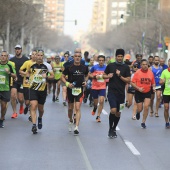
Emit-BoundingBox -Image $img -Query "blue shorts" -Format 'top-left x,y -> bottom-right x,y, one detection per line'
91,89 -> 106,99
107,91 -> 125,111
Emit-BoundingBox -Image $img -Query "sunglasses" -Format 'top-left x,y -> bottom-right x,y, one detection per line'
133,66 -> 138,68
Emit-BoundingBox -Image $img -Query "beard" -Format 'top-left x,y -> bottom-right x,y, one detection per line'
155,63 -> 159,66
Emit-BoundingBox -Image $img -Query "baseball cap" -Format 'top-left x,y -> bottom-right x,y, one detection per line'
15,45 -> 22,49
124,54 -> 131,60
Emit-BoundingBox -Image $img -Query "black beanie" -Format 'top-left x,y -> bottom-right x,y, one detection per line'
115,49 -> 125,56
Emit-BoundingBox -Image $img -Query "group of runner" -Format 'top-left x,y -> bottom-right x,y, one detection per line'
1,45 -> 170,137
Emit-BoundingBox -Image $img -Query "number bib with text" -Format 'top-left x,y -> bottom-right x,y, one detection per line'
0,75 -> 5,84
72,88 -> 82,96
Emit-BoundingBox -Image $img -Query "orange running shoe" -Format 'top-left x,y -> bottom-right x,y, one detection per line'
96,116 -> 101,123
11,113 -> 18,119
91,111 -> 95,116
19,106 -> 24,114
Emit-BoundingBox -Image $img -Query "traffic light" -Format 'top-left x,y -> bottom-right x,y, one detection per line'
120,14 -> 124,18
75,20 -> 77,25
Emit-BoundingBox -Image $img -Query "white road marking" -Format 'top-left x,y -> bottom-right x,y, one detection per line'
124,140 -> 141,155
76,137 -> 93,170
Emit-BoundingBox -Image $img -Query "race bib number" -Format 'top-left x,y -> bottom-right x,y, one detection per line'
55,68 -> 60,74
72,88 -> 82,96
97,78 -> 104,82
0,75 -> 5,84
155,85 -> 161,90
33,75 -> 44,83
119,103 -> 125,112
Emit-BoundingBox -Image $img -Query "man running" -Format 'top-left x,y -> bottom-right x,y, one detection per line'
89,55 -> 106,122
150,56 -> 162,117
0,51 -> 16,127
159,59 -> 170,128
26,50 -> 54,134
10,45 -> 28,118
131,59 -> 155,128
61,48 -> 88,135
103,49 -> 131,138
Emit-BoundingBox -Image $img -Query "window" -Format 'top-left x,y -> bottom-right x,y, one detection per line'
112,2 -> 117,7
111,11 -> 117,16
111,19 -> 117,25
119,2 -> 127,8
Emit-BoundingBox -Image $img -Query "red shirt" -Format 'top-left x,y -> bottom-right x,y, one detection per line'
132,69 -> 155,93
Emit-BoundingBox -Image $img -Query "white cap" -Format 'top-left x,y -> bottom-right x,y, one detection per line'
15,44 -> 22,49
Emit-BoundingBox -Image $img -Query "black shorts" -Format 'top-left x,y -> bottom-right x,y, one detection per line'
163,95 -> 170,103
29,89 -> 47,105
53,79 -> 60,84
11,83 -> 23,93
127,87 -> 135,94
67,88 -> 83,103
107,91 -> 125,112
0,91 -> 10,102
135,91 -> 151,103
46,79 -> 53,84
23,87 -> 29,100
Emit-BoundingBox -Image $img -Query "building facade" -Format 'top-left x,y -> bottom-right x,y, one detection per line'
44,0 -> 65,33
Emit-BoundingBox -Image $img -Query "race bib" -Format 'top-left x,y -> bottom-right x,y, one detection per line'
72,88 -> 82,96
155,85 -> 161,90
97,78 -> 104,82
119,103 -> 125,112
0,75 -> 5,84
33,75 -> 44,83
55,68 -> 60,74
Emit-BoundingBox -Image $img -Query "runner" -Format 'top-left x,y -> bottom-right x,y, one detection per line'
51,55 -> 63,102
89,55 -> 106,122
150,56 -> 162,117
19,50 -> 37,116
0,51 -> 16,128
159,59 -> 170,128
103,49 -> 131,138
26,50 -> 54,134
10,45 -> 29,118
131,59 -> 155,128
61,48 -> 88,135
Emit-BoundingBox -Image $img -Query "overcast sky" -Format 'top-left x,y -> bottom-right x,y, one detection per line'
64,0 -> 94,37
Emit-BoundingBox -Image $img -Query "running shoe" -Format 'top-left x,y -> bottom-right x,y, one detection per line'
55,97 -> 59,102
136,112 -> 140,120
74,127 -> 79,135
83,98 -> 87,103
52,96 -> 55,102
38,117 -> 42,129
19,106 -> 24,114
96,116 -> 101,123
32,125 -> 37,134
141,123 -> 146,129
24,106 -> 29,115
68,122 -> 73,132
165,122 -> 170,129
108,129 -> 113,138
11,113 -> 18,119
28,116 -> 32,122
89,101 -> 93,107
0,120 -> 4,128
63,101 -> 67,106
113,130 -> 117,138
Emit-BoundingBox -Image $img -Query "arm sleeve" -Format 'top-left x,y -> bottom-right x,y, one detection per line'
90,66 -> 94,73
20,61 -> 27,71
125,66 -> 131,77
63,67 -> 69,76
104,65 -> 110,74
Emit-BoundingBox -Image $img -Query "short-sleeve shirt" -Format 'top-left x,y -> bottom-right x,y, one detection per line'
90,64 -> 106,90
10,56 -> 29,84
160,69 -> 170,95
63,64 -> 88,88
132,69 -> 155,93
28,62 -> 53,91
104,62 -> 130,95
20,60 -> 35,87
0,62 -> 16,91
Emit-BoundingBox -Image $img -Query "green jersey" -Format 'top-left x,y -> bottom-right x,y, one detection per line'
160,69 -> 170,95
0,62 -> 16,91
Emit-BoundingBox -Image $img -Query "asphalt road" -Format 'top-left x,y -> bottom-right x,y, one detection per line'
0,93 -> 169,170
